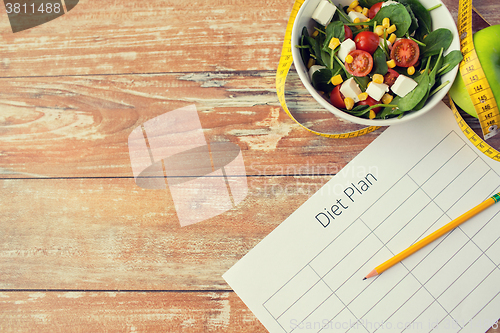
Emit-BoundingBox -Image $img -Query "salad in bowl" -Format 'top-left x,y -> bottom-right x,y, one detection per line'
291,0 -> 461,126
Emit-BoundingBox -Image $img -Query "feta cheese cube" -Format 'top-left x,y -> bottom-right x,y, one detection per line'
366,82 -> 389,101
308,65 -> 326,81
340,77 -> 362,103
348,11 -> 368,22
382,0 -> 399,7
391,74 -> 418,97
312,0 -> 337,26
338,39 -> 356,63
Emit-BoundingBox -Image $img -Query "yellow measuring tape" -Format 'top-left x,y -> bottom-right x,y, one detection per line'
450,98 -> 500,161
457,0 -> 500,141
275,0 -> 380,138
452,0 -> 500,161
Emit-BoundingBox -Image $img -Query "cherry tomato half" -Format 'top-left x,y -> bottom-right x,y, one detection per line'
330,85 -> 346,109
358,96 -> 382,113
344,25 -> 353,40
368,2 -> 383,19
390,39 -> 420,67
383,68 -> 400,87
354,31 -> 380,55
345,50 -> 373,77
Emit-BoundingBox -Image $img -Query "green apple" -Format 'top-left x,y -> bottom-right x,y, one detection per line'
449,24 -> 500,118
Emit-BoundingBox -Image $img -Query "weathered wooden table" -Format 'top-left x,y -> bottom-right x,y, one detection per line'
1,0 -> 499,331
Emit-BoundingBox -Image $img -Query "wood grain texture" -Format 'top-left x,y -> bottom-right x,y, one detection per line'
0,71 -> 381,178
0,175 -> 328,290
1,0 -> 500,331
0,291 -> 267,332
0,0 -> 294,77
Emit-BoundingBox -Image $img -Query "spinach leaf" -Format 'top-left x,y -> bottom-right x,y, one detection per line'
412,88 -> 429,111
428,48 -> 444,89
332,4 -> 351,24
372,3 -> 412,37
371,47 -> 388,75
379,96 -> 402,118
397,71 -> 430,111
403,4 -> 419,36
354,75 -> 370,91
306,35 -> 325,66
299,27 -> 311,66
312,68 -> 335,94
358,0 -> 384,8
348,104 -> 371,117
322,48 -> 332,68
438,50 -> 463,75
322,21 -> 345,54
398,0 -> 432,38
420,28 -> 453,58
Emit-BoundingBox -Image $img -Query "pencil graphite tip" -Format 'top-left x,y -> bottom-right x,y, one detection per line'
363,277 -> 367,280
364,269 -> 378,280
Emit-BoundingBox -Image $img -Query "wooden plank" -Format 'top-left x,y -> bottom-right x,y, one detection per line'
0,0 -> 294,77
0,291 -> 266,332
0,0 -> 496,78
0,71 -> 381,179
0,175 -> 329,289
0,290 -> 498,333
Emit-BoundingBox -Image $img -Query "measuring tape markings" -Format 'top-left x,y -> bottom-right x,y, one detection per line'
457,0 -> 500,140
452,0 -> 500,161
450,97 -> 500,161
276,0 -> 380,139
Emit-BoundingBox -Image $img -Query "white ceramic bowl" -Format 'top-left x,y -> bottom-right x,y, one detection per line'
291,0 -> 460,126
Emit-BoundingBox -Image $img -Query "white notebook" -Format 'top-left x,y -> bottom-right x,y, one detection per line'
224,102 -> 500,333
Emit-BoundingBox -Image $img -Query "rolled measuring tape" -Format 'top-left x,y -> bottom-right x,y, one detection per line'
275,0 -> 380,138
453,0 -> 500,161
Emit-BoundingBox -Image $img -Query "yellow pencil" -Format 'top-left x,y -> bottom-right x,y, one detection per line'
364,192 -> 500,280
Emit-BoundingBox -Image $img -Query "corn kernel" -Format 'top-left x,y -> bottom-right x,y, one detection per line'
374,25 -> 385,36
388,33 -> 397,44
387,59 -> 396,68
353,17 -> 361,24
345,54 -> 354,63
358,92 -> 368,101
362,7 -> 369,16
354,5 -> 363,12
328,37 -> 340,50
346,7 -> 353,13
330,74 -> 343,86
344,97 -> 355,110
307,57 -> 315,69
382,93 -> 393,104
372,74 -> 384,84
369,110 -> 377,119
311,30 -> 319,38
407,66 -> 415,75
348,0 -> 359,8
387,24 -> 397,34
382,18 -> 390,29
